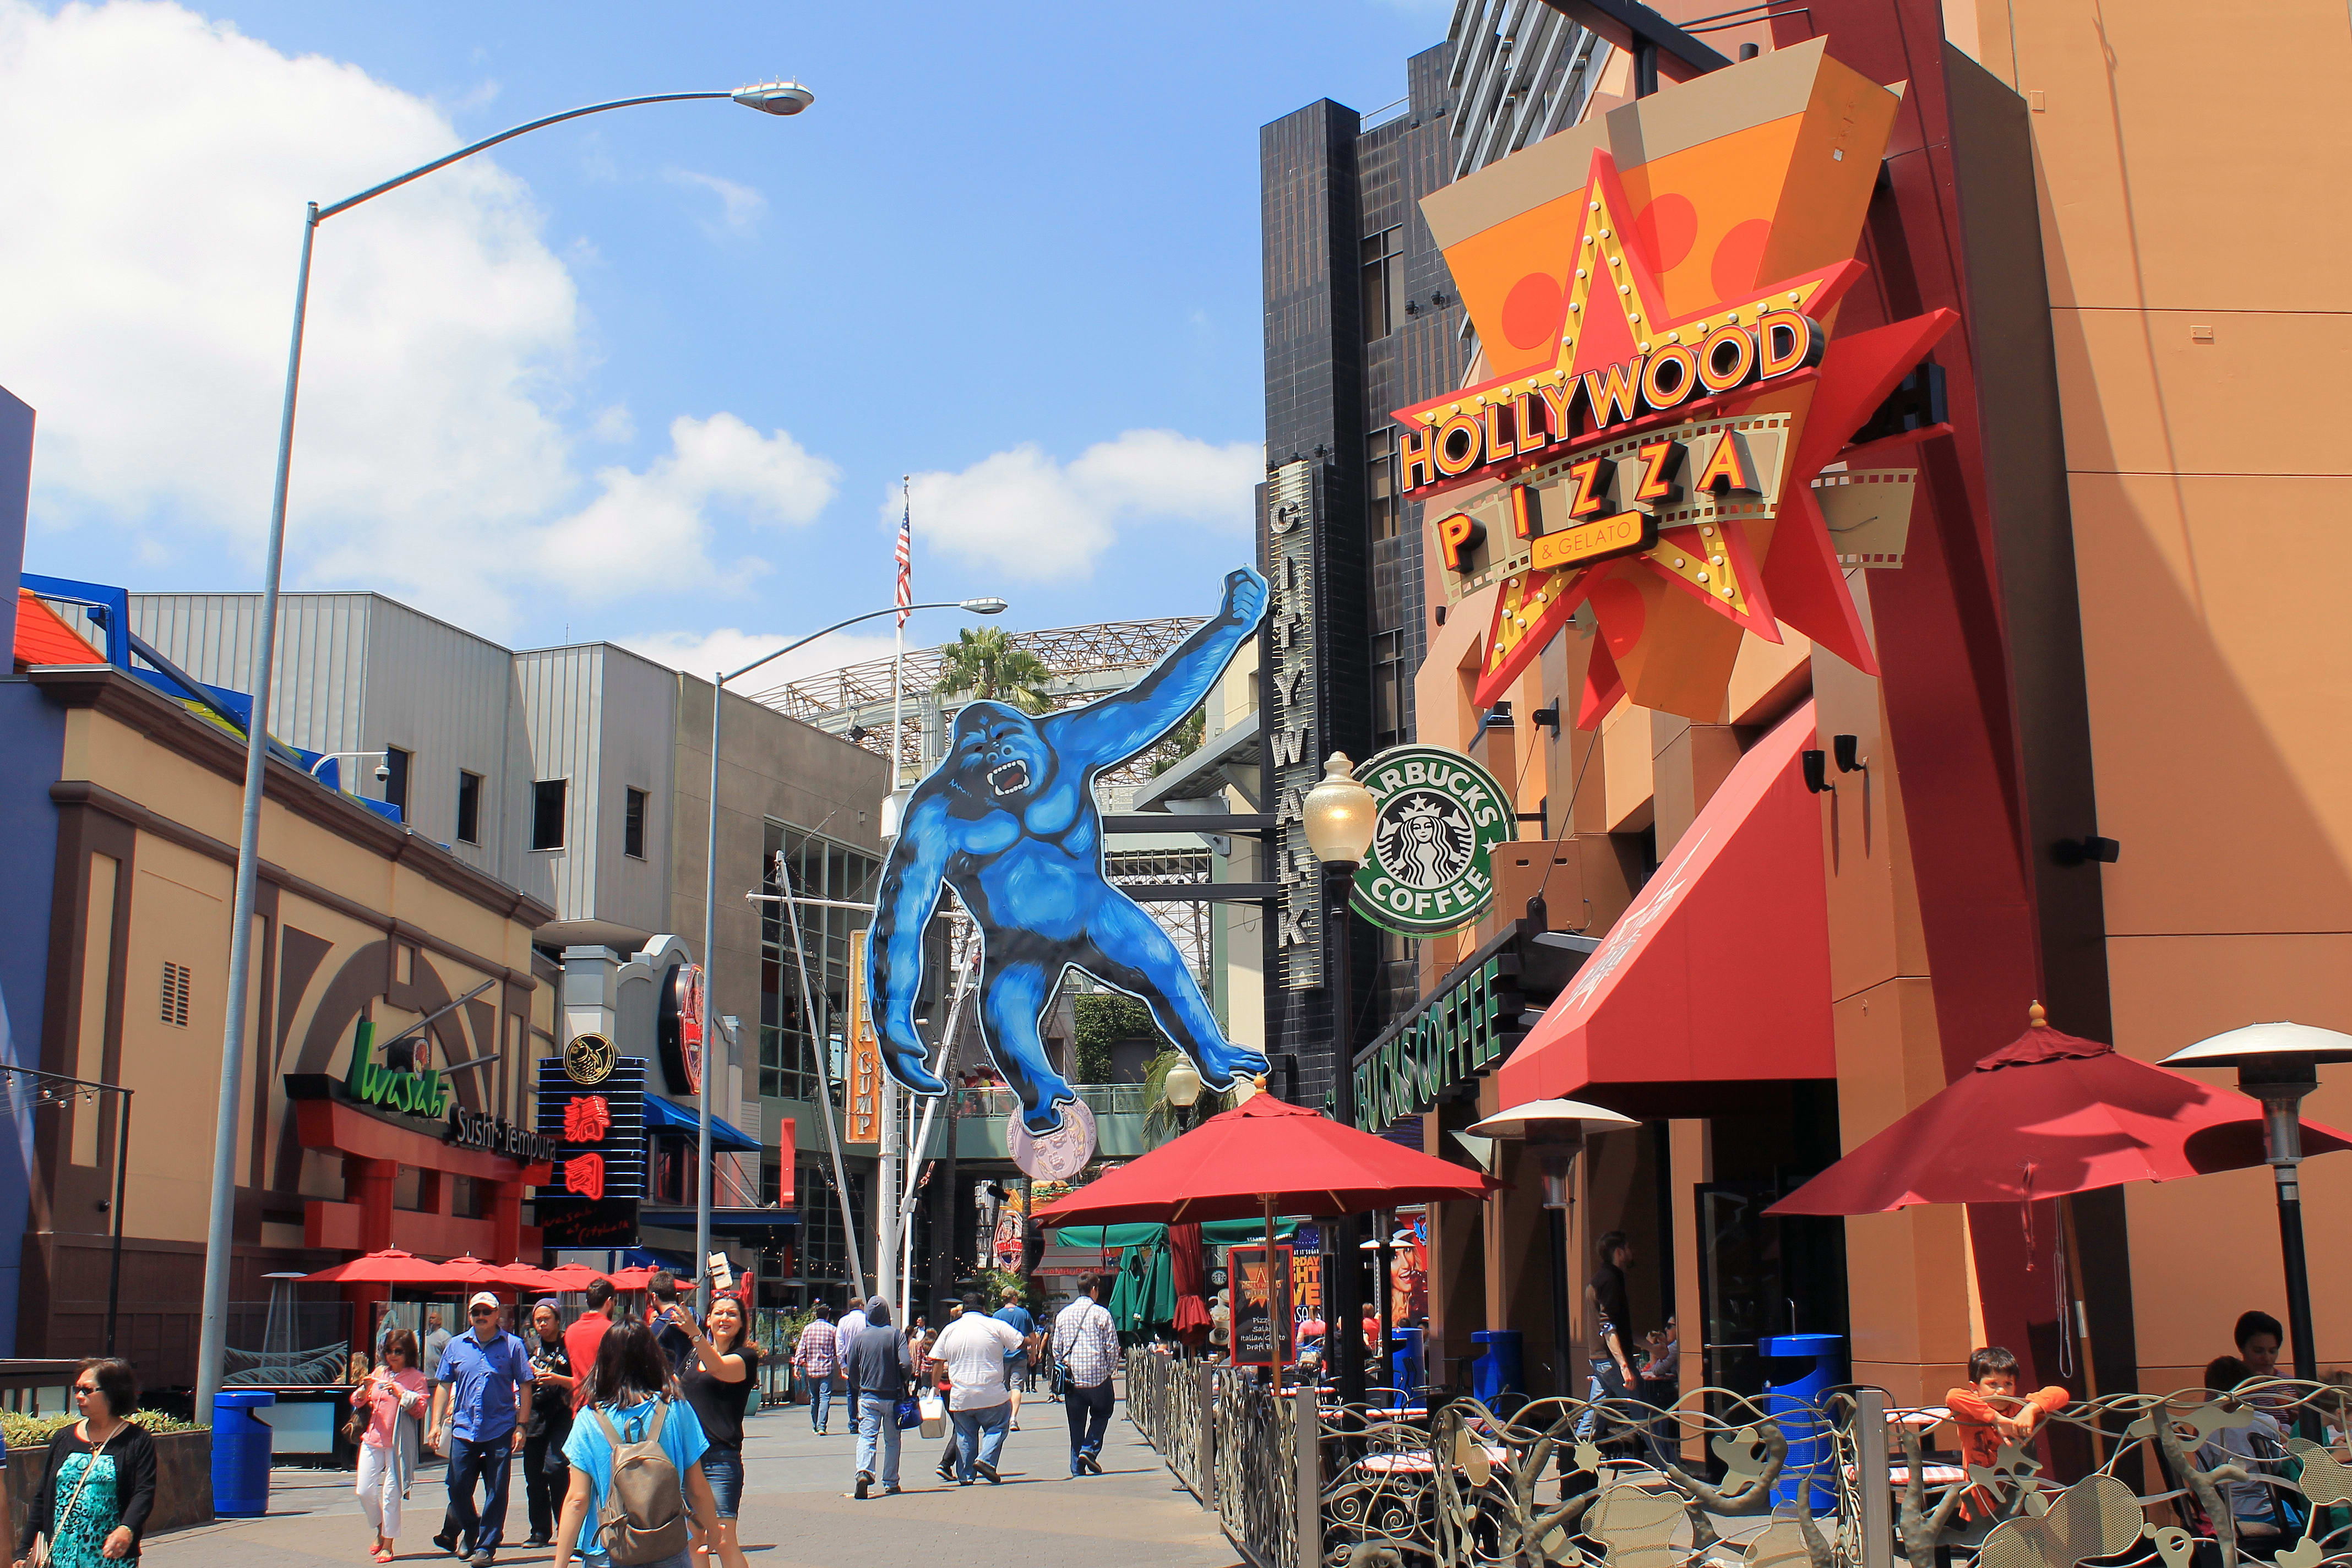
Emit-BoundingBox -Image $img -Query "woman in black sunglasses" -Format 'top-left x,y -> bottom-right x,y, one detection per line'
14,1357 -> 156,1567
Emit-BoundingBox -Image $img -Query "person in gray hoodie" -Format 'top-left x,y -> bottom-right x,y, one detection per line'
843,1297 -> 914,1499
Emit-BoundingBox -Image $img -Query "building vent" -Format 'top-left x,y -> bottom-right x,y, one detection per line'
161,962 -> 191,1028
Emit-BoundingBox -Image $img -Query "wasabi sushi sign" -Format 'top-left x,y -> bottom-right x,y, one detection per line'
343,1017 -> 452,1119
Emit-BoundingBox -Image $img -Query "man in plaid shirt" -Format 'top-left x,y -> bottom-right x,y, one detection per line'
1052,1273 -> 1121,1476
792,1302 -> 842,1434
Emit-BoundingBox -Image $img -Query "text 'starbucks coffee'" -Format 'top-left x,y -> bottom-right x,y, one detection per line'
1348,745 -> 1515,937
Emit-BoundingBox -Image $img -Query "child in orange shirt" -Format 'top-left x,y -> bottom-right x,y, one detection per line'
1946,1346 -> 2069,1518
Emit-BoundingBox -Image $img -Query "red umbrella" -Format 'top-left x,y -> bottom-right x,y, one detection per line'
538,1263 -> 609,1292
1030,1093 -> 1500,1228
301,1248 -> 456,1284
1768,1005 -> 2352,1214
1169,1222 -> 1212,1344
606,1266 -> 656,1290
495,1261 -> 560,1292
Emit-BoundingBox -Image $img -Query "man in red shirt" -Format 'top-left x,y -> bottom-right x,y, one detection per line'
562,1276 -> 617,1412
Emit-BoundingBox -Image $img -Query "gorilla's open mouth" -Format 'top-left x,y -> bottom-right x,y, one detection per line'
988,760 -> 1031,797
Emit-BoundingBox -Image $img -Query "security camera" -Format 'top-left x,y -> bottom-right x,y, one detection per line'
374,762 -> 392,783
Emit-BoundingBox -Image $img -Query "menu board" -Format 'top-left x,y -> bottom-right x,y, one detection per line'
1229,1244 -> 1294,1368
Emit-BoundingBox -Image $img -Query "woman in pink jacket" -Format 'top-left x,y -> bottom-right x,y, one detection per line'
350,1327 -> 431,1562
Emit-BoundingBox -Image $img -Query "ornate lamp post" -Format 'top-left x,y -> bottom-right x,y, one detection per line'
1303,753 -> 1379,1406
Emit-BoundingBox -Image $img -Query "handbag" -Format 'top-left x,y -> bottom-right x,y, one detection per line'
894,1395 -> 921,1431
30,1423 -> 112,1568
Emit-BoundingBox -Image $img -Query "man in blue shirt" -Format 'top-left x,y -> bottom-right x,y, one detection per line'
429,1292 -> 534,1566
992,1286 -> 1039,1430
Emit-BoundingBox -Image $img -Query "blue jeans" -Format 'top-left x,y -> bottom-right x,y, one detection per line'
440,1433 -> 515,1554
808,1376 -> 834,1431
1064,1379 -> 1114,1472
700,1446 -> 743,1519
854,1400 -> 902,1488
950,1402 -> 1010,1482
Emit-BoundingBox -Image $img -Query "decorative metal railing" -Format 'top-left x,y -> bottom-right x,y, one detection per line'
1124,1362 -> 2352,1568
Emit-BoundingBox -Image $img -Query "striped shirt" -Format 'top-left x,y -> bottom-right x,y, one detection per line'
793,1319 -> 840,1378
1052,1297 -> 1120,1390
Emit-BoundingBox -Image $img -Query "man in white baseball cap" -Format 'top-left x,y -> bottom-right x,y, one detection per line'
428,1292 -> 534,1565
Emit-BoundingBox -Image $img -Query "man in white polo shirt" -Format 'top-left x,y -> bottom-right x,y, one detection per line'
926,1291 -> 1025,1484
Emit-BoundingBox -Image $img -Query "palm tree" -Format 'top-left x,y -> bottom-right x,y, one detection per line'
1147,705 -> 1207,776
933,628 -> 1055,715
1142,1046 -> 1229,1147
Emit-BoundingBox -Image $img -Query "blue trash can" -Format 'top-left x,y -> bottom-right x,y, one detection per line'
213,1390 -> 277,1517
1391,1325 -> 1425,1408
1470,1329 -> 1523,1404
1760,1333 -> 1843,1508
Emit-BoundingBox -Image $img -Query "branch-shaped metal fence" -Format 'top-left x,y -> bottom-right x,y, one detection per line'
1121,1353 -> 2352,1568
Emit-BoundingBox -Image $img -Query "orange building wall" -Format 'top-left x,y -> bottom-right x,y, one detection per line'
1950,0 -> 2352,1379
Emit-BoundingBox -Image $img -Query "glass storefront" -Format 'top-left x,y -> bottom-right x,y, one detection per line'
759,823 -> 880,1103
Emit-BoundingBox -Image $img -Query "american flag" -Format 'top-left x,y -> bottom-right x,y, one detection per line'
895,486 -> 913,627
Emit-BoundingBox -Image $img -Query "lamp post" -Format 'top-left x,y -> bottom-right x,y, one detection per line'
1303,753 -> 1379,1406
2160,1021 -> 2352,1396
1164,1057 -> 1204,1131
197,79 -> 818,1414
695,597 -> 1005,1314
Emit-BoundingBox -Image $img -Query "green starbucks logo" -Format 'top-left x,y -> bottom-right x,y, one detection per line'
1350,745 -> 1513,936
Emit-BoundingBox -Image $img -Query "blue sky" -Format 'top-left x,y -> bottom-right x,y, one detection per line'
1,1 -> 1447,682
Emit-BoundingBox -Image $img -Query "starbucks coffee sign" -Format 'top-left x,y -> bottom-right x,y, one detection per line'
1349,745 -> 1513,937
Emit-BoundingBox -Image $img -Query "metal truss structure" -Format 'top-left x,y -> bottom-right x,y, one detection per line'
756,616 -> 1211,787
1103,847 -> 1214,980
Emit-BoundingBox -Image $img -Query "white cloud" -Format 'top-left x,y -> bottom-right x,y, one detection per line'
902,428 -> 1259,582
665,168 -> 765,235
529,413 -> 837,601
619,627 -> 900,692
0,1 -> 826,636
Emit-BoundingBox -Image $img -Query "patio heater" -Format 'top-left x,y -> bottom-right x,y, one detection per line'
2160,1021 -> 2352,1389
1467,1098 -> 1638,1397
1304,754 -> 1380,1406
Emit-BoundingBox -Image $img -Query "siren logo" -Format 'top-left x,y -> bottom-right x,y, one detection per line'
1351,745 -> 1514,937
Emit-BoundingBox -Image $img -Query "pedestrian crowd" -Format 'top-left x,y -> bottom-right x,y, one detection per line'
335,1270 -> 1117,1566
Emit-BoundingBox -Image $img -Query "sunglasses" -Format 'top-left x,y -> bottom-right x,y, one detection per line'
470,1307 -> 497,1317
73,1383 -> 99,1396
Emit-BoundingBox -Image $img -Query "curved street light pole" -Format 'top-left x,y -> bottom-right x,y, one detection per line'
197,81 -> 815,1414
695,597 -> 1005,1316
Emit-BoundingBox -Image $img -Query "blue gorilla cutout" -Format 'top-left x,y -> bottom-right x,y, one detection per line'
868,568 -> 1272,1134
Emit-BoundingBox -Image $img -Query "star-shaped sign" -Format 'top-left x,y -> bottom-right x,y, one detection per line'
1397,146 -> 1958,720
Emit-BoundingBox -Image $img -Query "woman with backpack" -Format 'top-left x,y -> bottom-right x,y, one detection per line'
552,1320 -> 722,1568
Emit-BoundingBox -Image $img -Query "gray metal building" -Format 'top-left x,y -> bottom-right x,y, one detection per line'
110,590 -> 889,1297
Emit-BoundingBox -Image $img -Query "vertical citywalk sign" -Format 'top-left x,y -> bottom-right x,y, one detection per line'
1397,39 -> 1957,726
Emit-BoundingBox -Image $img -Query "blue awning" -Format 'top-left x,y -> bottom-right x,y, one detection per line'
640,1095 -> 761,1153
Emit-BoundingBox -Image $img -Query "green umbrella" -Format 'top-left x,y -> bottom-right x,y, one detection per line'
1052,1216 -> 1299,1250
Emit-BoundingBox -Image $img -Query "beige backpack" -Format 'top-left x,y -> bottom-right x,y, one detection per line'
589,1401 -> 690,1565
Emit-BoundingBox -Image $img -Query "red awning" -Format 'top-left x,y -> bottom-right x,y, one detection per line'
1496,700 -> 1833,1112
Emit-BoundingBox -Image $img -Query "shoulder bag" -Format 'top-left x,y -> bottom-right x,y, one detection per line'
29,1423 -> 113,1568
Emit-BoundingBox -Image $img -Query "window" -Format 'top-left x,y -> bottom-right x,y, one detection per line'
1367,427 -> 1400,539
160,962 -> 190,1027
1361,227 -> 1403,342
456,771 -> 482,845
624,787 -> 649,859
382,746 -> 411,818
532,780 -> 568,850
760,823 -> 881,1103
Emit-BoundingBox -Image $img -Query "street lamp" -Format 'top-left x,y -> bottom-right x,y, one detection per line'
2160,1021 -> 2352,1391
1303,753 -> 1378,1405
199,79 -> 818,1414
695,597 -> 1005,1315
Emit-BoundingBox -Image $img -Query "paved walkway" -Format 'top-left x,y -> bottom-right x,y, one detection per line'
159,1393 -> 1240,1568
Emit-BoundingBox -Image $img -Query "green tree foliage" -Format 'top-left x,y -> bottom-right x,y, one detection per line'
933,628 -> 1056,715
1147,704 -> 1208,776
1142,1046 -> 1231,1148
1072,992 -> 1158,1083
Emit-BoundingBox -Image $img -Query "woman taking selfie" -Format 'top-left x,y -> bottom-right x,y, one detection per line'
553,1320 -> 722,1568
350,1329 -> 429,1561
667,1294 -> 761,1568
13,1358 -> 157,1567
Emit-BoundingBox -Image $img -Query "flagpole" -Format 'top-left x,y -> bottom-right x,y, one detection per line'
880,476 -> 911,1311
